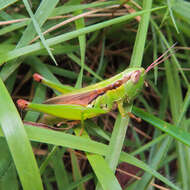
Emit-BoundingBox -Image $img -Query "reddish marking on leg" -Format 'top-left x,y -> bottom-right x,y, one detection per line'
17,99 -> 29,109
33,73 -> 43,82
127,112 -> 141,122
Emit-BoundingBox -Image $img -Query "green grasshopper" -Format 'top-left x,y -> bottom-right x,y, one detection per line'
17,44 -> 175,133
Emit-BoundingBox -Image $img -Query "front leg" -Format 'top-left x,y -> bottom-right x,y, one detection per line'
117,100 -> 126,117
117,100 -> 141,122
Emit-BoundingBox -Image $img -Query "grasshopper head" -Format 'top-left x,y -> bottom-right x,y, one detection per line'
124,43 -> 176,102
123,68 -> 145,102
127,44 -> 177,101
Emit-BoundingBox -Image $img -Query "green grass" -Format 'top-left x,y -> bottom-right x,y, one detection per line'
0,0 -> 190,190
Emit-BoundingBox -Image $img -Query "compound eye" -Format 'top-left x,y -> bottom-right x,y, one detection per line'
131,70 -> 141,84
115,81 -> 121,87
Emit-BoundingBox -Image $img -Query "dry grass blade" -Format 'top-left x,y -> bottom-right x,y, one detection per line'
31,4 -> 122,43
117,169 -> 170,190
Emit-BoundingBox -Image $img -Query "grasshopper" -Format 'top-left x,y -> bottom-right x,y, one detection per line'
17,44 -> 175,133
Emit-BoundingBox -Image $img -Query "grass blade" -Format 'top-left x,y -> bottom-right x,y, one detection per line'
22,0 -> 57,65
0,78 -> 43,190
0,6 -> 166,65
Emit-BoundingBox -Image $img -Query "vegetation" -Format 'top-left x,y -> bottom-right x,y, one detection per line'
0,0 -> 190,189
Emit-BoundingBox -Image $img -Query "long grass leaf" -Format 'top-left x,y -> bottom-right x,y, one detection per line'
0,79 -> 43,190
22,0 -> 57,65
1,124 -> 179,190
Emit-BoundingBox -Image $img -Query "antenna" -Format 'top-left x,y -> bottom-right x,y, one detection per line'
145,42 -> 177,73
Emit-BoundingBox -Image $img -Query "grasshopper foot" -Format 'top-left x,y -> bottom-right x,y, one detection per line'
127,112 -> 141,122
